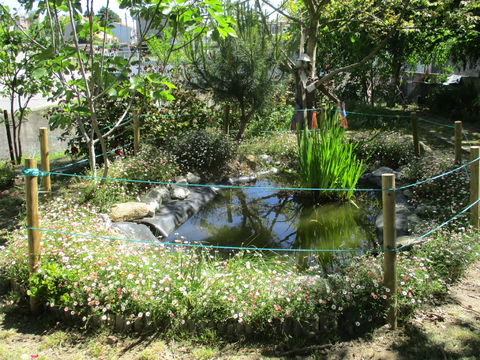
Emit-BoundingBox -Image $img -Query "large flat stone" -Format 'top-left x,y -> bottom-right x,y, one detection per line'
111,222 -> 159,243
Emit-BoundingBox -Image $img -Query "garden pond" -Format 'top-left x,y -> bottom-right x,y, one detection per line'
158,174 -> 381,269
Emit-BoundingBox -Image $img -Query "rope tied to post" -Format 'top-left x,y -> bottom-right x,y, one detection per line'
21,168 -> 47,177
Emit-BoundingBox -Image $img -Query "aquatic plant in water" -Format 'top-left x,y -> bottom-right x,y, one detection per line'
296,108 -> 364,200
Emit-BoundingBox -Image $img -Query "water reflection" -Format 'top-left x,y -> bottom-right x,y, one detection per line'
166,177 -> 378,268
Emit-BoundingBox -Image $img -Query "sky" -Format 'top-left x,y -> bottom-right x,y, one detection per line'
0,0 -> 133,24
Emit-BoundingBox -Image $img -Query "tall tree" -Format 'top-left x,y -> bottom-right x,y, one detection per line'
0,6 -> 54,164
14,0 -> 235,180
263,0 -> 411,121
187,2 -> 283,139
96,6 -> 122,23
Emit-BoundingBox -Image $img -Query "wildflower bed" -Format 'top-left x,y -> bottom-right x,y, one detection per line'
2,193 -> 478,339
2,124 -> 480,340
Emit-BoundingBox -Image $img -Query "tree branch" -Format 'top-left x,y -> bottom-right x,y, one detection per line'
316,0 -> 412,86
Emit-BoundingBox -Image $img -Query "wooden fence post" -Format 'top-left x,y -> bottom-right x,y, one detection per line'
224,104 -> 230,135
25,158 -> 42,314
133,110 -> 140,155
470,146 -> 480,228
39,127 -> 51,196
455,121 -> 463,165
411,112 -> 420,157
382,173 -> 397,329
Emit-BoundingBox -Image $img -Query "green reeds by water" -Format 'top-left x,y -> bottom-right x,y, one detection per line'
297,108 -> 364,200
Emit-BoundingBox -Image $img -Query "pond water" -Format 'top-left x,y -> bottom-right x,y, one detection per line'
164,175 -> 379,268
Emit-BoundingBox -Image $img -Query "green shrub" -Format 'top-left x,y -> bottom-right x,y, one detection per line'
168,128 -> 236,179
79,145 -> 179,209
142,88 -> 214,145
353,131 -> 417,170
0,161 -> 15,191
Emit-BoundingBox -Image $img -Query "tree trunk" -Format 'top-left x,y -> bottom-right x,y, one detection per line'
236,98 -> 256,140
88,139 -> 96,175
10,92 -> 20,164
387,58 -> 402,107
3,110 -> 15,164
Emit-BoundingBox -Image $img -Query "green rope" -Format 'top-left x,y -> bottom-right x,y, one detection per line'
26,227 -> 394,253
418,117 -> 455,128
407,198 -> 480,244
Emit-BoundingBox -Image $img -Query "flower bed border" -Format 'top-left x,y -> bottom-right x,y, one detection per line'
9,279 -> 337,339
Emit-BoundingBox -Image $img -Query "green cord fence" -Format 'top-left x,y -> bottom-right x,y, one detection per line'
15,112 -> 480,328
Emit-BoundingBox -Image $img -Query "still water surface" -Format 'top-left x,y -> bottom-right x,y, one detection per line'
165,176 -> 379,267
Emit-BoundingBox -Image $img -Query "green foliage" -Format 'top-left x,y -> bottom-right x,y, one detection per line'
0,10 -> 54,164
395,226 -> 480,318
245,89 -> 293,134
425,82 -> 479,122
141,88 -> 213,145
168,128 -> 236,179
238,132 -> 298,170
353,131 -> 417,170
187,2 -> 282,139
0,161 -> 15,191
53,96 -> 145,158
296,108 -> 364,200
95,6 -> 122,23
21,0 -> 236,174
78,145 -> 179,209
402,155 -> 470,223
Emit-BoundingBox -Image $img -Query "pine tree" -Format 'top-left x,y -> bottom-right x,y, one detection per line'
187,2 -> 282,139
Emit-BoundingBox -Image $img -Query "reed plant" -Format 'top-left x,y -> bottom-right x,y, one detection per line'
296,108 -> 364,200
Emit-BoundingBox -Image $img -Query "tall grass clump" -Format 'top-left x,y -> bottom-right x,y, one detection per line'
296,108 -> 364,200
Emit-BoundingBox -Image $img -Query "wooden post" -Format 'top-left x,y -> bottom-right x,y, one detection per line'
133,110 -> 140,155
25,158 -> 41,314
39,128 -> 51,196
411,112 -> 420,157
224,104 -> 230,135
455,121 -> 462,165
3,110 -> 15,164
382,173 -> 397,329
470,146 -> 480,228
